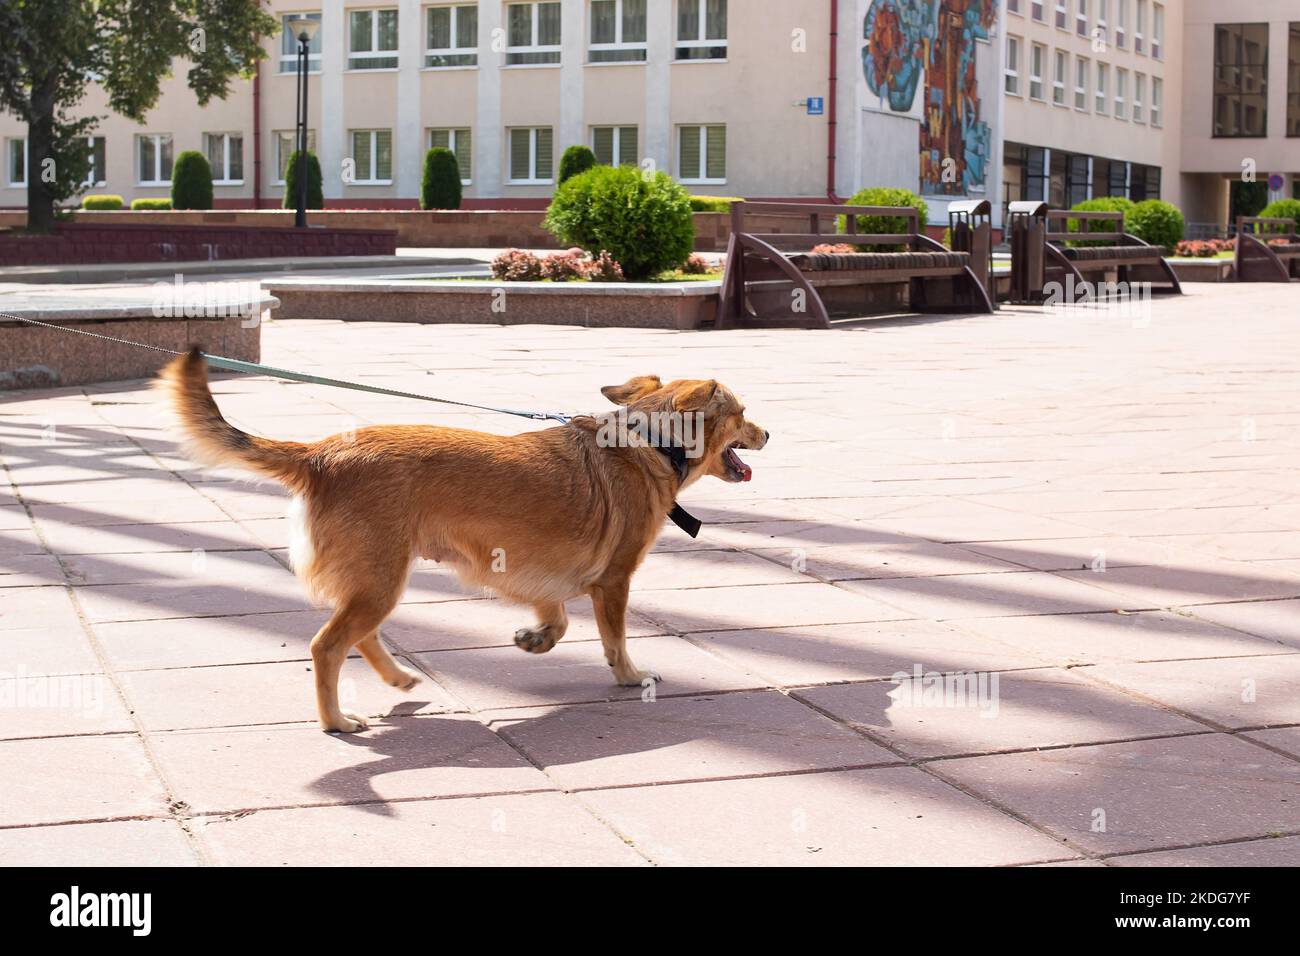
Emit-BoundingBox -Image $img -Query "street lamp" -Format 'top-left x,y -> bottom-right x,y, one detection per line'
287,16 -> 320,228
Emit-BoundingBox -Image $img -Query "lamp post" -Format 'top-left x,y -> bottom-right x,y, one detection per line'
287,16 -> 319,229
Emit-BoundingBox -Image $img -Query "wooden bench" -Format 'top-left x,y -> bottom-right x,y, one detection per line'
1008,201 -> 1182,303
717,201 -> 994,329
1235,216 -> 1300,282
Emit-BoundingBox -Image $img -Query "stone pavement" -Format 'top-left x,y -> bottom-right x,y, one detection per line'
1,282 -> 1298,866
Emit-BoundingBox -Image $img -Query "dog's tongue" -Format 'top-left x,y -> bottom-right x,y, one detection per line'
725,447 -> 753,481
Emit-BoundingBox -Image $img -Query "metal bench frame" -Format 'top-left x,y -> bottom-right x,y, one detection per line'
1235,216 -> 1300,282
1008,201 -> 1182,303
717,201 -> 994,329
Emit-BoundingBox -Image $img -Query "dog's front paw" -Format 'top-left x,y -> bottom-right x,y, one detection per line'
321,711 -> 370,734
613,667 -> 662,687
514,624 -> 558,654
388,665 -> 423,690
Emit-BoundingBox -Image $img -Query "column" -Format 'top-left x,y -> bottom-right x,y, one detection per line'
320,0 -> 345,199
559,0 -> 585,155
397,0 -> 423,199
645,0 -> 672,174
475,0 -> 504,197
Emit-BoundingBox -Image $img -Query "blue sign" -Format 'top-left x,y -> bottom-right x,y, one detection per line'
806,96 -> 825,116
1268,174 -> 1285,191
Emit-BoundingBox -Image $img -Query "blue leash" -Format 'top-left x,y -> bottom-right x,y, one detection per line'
2,313 -> 572,424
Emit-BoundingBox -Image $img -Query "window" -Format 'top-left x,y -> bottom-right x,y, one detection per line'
1076,0 -> 1088,37
1152,3 -> 1164,59
1135,0 -> 1146,54
136,133 -> 173,185
1109,160 -> 1128,198
591,0 -> 646,62
1055,1 -> 1067,30
1008,0 -> 1021,13
80,136 -> 106,186
349,8 -> 399,70
1096,0 -> 1107,37
426,4 -> 477,67
279,13 -> 322,73
1075,58 -> 1089,110
507,2 -> 561,65
1031,1 -> 1044,22
202,133 -> 244,184
1005,36 -> 1022,95
1151,76 -> 1162,127
350,129 -> 393,183
1133,73 -> 1145,122
1030,43 -> 1045,100
1116,0 -> 1127,48
676,0 -> 726,61
592,125 -> 638,165
1290,23 -> 1300,137
677,124 -> 725,183
508,126 -> 553,182
6,138 -> 26,187
1214,23 -> 1269,137
428,128 -> 472,181
1095,63 -> 1108,114
1114,68 -> 1127,119
1067,154 -> 1090,207
1053,50 -> 1068,105
275,129 -> 317,183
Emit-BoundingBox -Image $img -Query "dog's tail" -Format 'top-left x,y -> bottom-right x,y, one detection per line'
157,348 -> 311,490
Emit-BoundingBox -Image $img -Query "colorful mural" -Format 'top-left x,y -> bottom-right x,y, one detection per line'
861,0 -> 997,194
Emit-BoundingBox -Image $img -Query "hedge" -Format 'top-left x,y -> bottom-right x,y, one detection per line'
130,198 -> 172,210
81,195 -> 124,210
170,151 -> 214,210
420,147 -> 462,210
282,151 -> 324,210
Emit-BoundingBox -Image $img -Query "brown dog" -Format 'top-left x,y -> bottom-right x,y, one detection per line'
159,350 -> 767,732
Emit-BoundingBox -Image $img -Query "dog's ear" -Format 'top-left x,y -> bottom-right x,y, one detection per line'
672,379 -> 718,411
601,375 -> 662,405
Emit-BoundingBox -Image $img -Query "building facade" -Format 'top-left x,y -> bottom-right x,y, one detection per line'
1,1 -> 1296,230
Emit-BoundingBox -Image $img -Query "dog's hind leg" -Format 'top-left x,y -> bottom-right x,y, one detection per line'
310,598 -> 397,733
590,581 -> 660,686
356,631 -> 423,690
513,601 -> 569,655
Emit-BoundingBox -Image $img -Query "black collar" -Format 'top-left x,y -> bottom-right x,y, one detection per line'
653,443 -> 702,538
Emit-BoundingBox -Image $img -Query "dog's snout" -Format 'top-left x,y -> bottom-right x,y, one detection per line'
764,430 -> 770,443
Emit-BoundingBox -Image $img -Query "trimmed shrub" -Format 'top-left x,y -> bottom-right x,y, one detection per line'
81,194 -> 124,210
170,151 -> 214,210
540,250 -> 589,281
1174,238 -> 1235,258
130,198 -> 172,210
586,251 -> 624,282
811,243 -> 855,254
420,147 -> 462,210
491,249 -> 544,281
689,195 -> 744,213
558,145 -> 597,185
282,151 -> 324,210
543,165 -> 694,279
1126,199 -> 1185,252
1258,198 -> 1300,233
838,187 -> 928,250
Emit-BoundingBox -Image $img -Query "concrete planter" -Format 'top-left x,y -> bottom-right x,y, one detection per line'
264,278 -> 720,330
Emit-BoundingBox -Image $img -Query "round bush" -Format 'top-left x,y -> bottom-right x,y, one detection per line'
170,151 -> 214,210
130,198 -> 172,210
282,151 -> 324,210
558,145 -> 597,185
543,165 -> 694,280
1126,199 -> 1185,252
421,147 -> 462,210
81,194 -> 124,210
1259,198 -> 1300,232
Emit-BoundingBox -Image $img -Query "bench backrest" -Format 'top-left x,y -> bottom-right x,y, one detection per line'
1237,216 -> 1297,237
1045,209 -> 1125,244
730,200 -> 921,249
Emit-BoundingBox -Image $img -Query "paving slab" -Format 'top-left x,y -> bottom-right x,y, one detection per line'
193,792 -> 648,866
935,734 -> 1300,856
1087,654 -> 1300,729
487,690 -> 898,790
1185,598 -> 1300,647
1107,835 -> 1300,866
798,668 -> 1204,759
151,715 -> 553,813
577,767 -> 1072,866
0,819 -> 199,866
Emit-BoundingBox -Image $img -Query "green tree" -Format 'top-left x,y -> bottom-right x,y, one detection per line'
420,147 -> 462,210
558,145 -> 596,184
171,149 -> 213,209
0,0 -> 279,232
281,150 -> 324,210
